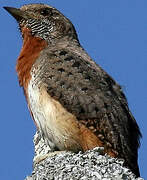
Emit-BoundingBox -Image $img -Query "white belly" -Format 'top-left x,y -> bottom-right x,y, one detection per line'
27,79 -> 82,151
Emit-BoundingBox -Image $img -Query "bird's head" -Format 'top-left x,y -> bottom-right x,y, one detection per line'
4,4 -> 78,43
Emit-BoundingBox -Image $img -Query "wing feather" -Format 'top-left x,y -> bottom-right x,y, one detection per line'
36,48 -> 141,176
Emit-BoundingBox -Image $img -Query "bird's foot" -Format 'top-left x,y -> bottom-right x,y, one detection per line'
33,150 -> 67,165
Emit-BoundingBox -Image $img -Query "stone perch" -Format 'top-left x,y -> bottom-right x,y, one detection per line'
25,131 -> 143,180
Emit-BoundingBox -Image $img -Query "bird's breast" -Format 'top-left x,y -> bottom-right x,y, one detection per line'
16,27 -> 47,88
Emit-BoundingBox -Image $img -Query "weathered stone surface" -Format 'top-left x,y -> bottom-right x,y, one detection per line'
25,132 -> 143,180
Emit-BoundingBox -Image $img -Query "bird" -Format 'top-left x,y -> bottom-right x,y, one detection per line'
4,3 -> 141,177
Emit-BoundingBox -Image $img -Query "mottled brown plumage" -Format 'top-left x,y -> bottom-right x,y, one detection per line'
4,4 -> 141,177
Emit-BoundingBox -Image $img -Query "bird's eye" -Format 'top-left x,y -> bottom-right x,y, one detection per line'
40,8 -> 52,16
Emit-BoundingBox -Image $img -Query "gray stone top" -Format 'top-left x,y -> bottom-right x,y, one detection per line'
25,132 -> 143,180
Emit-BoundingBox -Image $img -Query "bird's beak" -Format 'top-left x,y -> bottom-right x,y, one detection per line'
3,7 -> 29,21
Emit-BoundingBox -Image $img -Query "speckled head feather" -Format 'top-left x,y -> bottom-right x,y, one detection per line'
4,4 -> 78,42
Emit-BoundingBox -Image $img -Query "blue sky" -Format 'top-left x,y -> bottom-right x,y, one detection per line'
1,0 -> 146,179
